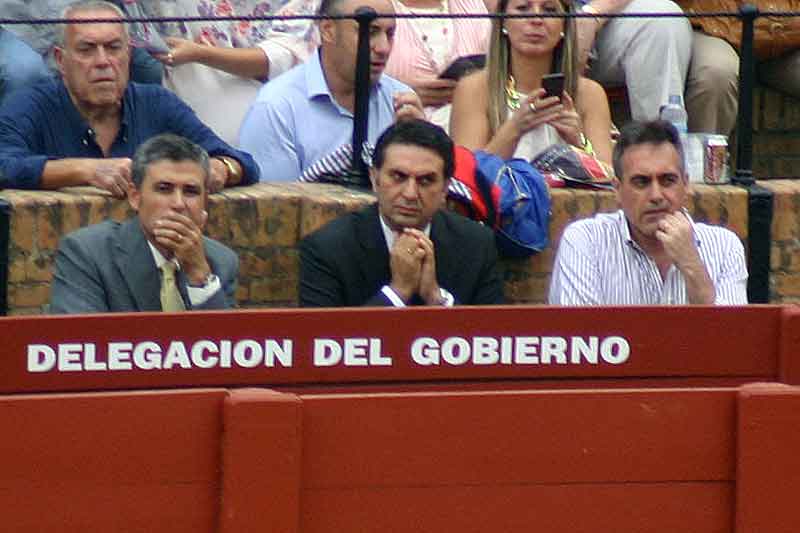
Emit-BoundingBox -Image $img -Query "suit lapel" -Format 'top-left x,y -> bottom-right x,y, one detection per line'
355,205 -> 392,294
113,217 -> 162,312
431,211 -> 458,291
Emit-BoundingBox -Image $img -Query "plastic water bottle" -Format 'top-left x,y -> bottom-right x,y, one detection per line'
660,94 -> 688,134
659,94 -> 695,180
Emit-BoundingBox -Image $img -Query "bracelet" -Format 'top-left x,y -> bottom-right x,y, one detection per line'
215,156 -> 242,186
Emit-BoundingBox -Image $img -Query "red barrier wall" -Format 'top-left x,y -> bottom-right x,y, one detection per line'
3,385 -> 800,532
0,306 -> 787,394
0,389 -> 226,532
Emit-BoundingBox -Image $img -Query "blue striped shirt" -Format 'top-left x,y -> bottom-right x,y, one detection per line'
548,210 -> 748,305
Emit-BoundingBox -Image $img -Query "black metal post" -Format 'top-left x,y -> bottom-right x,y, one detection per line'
0,200 -> 9,316
348,6 -> 376,187
746,184 -> 773,303
733,3 -> 758,186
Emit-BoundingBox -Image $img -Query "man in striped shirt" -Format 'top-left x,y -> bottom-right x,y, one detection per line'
548,120 -> 748,305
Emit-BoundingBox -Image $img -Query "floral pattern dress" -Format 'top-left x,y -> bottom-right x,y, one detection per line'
138,0 -> 319,144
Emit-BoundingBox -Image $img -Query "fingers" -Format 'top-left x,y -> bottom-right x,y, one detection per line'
153,215 -> 204,259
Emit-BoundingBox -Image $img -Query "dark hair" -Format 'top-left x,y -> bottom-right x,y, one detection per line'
317,0 -> 347,16
372,119 -> 454,179
487,0 -> 577,135
612,120 -> 686,178
131,133 -> 210,188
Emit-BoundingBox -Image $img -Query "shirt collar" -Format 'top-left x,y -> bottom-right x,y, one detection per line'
57,77 -> 131,146
146,240 -> 180,271
306,48 -> 385,101
379,214 -> 431,250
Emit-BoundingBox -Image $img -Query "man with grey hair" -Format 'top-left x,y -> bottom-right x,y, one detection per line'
50,133 -> 239,314
0,0 -> 258,196
548,119 -> 747,306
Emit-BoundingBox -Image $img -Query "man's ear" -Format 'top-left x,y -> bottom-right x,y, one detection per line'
440,177 -> 450,207
369,167 -> 378,193
54,47 -> 65,75
319,19 -> 337,44
127,183 -> 141,212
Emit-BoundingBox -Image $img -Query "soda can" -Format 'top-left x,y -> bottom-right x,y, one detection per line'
703,135 -> 729,184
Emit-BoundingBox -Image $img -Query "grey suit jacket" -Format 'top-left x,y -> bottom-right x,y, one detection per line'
49,217 -> 238,314
299,204 -> 505,307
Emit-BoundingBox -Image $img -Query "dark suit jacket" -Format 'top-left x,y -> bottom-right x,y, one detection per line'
49,217 -> 238,314
299,204 -> 504,307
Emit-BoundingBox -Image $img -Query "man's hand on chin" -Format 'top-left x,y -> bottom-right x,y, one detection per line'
153,210 -> 211,285
656,210 -> 715,304
655,211 -> 700,268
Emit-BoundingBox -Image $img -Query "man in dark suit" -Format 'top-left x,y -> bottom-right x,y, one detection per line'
299,119 -> 504,307
49,133 -> 238,314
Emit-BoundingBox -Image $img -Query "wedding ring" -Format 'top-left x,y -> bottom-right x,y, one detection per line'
407,248 -> 414,255
529,101 -> 537,112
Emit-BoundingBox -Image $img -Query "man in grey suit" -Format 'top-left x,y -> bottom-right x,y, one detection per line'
50,133 -> 238,314
299,119 -> 504,307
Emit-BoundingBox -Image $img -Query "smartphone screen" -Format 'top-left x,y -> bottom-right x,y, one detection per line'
541,73 -> 566,99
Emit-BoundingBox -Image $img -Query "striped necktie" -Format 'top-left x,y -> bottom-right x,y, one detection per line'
160,262 -> 186,312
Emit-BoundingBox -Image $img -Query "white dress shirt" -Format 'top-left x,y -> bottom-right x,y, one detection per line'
548,210 -> 748,305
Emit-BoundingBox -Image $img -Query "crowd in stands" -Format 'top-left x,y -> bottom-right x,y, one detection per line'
1,0 -> 791,312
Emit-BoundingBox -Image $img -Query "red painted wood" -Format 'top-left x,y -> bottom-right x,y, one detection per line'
0,305 -> 782,394
736,383 -> 800,533
299,388 -> 737,488
779,306 -> 800,385
301,483 -> 733,533
0,389 -> 226,532
219,388 -> 302,533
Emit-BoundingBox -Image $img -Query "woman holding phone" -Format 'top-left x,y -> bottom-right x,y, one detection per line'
450,0 -> 612,163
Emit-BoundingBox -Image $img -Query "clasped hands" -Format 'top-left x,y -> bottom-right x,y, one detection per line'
389,228 -> 443,305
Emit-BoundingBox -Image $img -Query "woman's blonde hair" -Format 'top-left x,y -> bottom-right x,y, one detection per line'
486,0 -> 579,135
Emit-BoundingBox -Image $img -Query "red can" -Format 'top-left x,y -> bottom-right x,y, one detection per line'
703,135 -> 729,184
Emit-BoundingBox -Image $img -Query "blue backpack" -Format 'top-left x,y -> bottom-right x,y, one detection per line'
449,147 -> 551,258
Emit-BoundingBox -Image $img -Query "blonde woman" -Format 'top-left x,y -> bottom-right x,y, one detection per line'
450,0 -> 612,163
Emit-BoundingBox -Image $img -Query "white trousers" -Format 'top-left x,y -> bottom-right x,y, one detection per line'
589,0 -> 692,121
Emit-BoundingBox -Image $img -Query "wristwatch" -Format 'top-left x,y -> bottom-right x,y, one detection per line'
188,271 -> 217,288
215,156 -> 242,186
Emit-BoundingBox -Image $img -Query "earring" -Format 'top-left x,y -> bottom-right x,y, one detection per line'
560,31 -> 565,38
501,27 -> 508,35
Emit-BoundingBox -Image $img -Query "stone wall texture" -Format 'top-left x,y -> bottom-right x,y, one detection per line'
0,180 -> 769,315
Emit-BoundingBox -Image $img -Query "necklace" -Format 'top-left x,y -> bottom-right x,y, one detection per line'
505,75 -> 524,110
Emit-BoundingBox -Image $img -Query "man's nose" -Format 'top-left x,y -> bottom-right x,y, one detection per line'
401,178 -> 419,199
94,45 -> 111,65
371,32 -> 391,56
647,181 -> 665,203
169,190 -> 188,211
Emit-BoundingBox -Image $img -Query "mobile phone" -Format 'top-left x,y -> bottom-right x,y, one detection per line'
541,73 -> 566,99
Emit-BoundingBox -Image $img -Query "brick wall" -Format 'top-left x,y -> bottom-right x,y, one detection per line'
752,86 -> 800,178
0,180 -> 771,315
608,85 -> 800,179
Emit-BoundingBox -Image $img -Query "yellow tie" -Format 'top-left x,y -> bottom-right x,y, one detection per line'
160,262 -> 186,312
